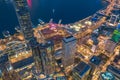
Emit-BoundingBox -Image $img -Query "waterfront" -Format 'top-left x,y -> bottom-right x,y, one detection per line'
0,0 -> 105,38
0,0 -> 120,80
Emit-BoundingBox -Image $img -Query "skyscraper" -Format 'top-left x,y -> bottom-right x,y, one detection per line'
62,36 -> 77,68
13,0 -> 34,42
31,42 -> 43,73
30,40 -> 55,75
12,1 -> 40,78
39,41 -> 55,75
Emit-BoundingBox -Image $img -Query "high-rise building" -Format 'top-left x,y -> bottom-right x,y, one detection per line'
12,1 -> 41,78
39,41 -> 55,75
30,40 -> 56,75
30,42 -> 43,73
13,0 -> 34,42
62,36 -> 77,68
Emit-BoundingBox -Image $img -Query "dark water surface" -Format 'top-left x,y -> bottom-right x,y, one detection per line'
0,0 -> 105,38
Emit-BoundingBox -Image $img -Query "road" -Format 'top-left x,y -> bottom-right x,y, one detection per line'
74,0 -> 115,40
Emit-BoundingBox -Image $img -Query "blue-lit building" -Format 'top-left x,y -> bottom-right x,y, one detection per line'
107,65 -> 120,80
62,36 -> 77,68
90,56 -> 102,66
99,72 -> 115,80
117,23 -> 120,31
89,56 -> 102,77
72,61 -> 91,80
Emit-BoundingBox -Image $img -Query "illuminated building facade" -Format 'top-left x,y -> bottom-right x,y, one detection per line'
29,37 -> 56,78
13,0 -> 34,42
7,42 -> 34,80
10,52 -> 34,80
12,1 -> 41,78
39,41 -> 55,75
31,42 -> 43,73
0,54 -> 21,80
62,36 -> 77,68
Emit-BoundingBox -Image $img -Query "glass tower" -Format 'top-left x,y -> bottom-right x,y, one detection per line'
13,0 -> 34,42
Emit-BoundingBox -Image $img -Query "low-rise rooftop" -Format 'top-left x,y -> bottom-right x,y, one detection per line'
73,61 -> 91,78
90,56 -> 101,66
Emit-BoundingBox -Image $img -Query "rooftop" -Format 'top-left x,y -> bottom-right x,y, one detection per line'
47,35 -> 63,43
39,40 -> 54,48
63,36 -> 76,43
107,65 -> 120,78
0,54 -> 8,64
90,56 -> 101,66
105,40 -> 117,53
73,61 -> 91,78
113,54 -> 120,64
100,71 -> 115,80
12,56 -> 34,69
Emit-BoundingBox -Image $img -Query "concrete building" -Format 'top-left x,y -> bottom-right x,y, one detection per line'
39,40 -> 55,75
62,36 -> 77,68
105,40 -> 117,53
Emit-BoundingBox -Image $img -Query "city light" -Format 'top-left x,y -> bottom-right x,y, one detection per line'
0,0 -> 120,80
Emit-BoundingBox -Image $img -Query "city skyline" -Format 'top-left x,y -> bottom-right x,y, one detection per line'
0,0 -> 120,80
0,0 -> 104,38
